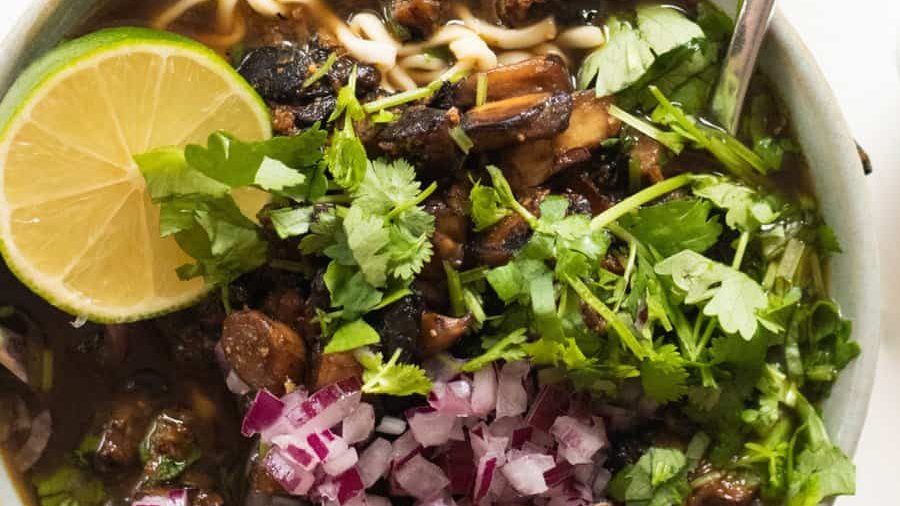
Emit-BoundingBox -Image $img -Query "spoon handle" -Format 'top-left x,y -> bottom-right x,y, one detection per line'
710,0 -> 777,134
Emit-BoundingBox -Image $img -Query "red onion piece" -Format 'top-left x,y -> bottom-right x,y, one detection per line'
15,410 -> 51,471
418,492 -> 459,506
167,489 -> 189,506
423,354 -> 466,383
132,489 -> 189,506
488,415 -> 525,439
543,462 -> 574,488
550,416 -> 607,465
473,454 -> 499,501
501,453 -> 555,496
437,440 -> 475,496
358,438 -> 392,487
285,377 -> 362,434
592,468 -> 612,496
264,448 -> 315,495
526,384 -> 570,432
335,468 -> 365,504
393,454 -> 450,500
342,402 -> 375,445
470,366 -> 498,416
323,447 -> 359,476
391,430 -> 422,468
428,379 -> 472,416
408,408 -> 456,447
375,416 -> 406,436
496,361 -> 529,418
284,444 -> 318,470
470,423 -> 509,462
242,389 -> 285,437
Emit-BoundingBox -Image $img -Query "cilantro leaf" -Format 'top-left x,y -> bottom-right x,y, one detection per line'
609,447 -> 690,506
343,206 -> 390,287
636,5 -> 705,55
692,175 -> 780,232
356,348 -> 432,396
135,148 -> 229,200
619,198 -> 723,257
578,18 -> 655,95
323,262 -> 383,318
268,206 -> 313,239
325,319 -> 381,353
386,222 -> 433,281
461,328 -> 528,373
787,446 -> 855,506
324,122 -> 367,191
655,250 -> 768,339
641,344 -> 689,403
353,159 -> 422,215
469,180 -> 510,232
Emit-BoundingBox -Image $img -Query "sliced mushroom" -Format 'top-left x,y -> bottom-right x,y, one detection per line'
630,133 -> 666,185
374,106 -> 465,177
454,55 -> 573,108
0,325 -> 28,384
311,351 -> 363,391
421,182 -> 470,282
391,0 -> 447,36
502,92 -> 621,189
220,310 -> 306,395
419,312 -> 475,356
473,188 -> 549,266
463,92 -> 573,152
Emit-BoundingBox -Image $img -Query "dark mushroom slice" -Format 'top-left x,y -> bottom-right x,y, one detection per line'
238,45 -> 315,105
220,310 -> 306,395
310,351 -> 363,391
687,462 -> 758,506
421,182 -> 470,282
473,188 -> 549,266
454,55 -> 573,108
263,288 -> 305,332
462,92 -> 573,152
391,0 -> 447,37
419,312 -> 475,356
630,133 -> 666,184
374,106 -> 465,177
495,0 -> 553,27
93,393 -> 157,470
379,295 -> 424,363
502,92 -> 620,190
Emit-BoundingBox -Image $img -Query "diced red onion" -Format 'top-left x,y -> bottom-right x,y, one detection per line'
448,418 -> 465,441
375,416 -> 406,436
408,408 -> 457,447
359,438 -> 392,487
335,468 -> 365,504
470,423 -> 509,462
489,416 -> 525,438
225,370 -> 252,396
284,377 -> 362,434
501,453 -> 555,496
510,427 -> 533,449
133,489 -> 190,506
428,379 -> 473,416
543,462 -> 574,488
15,410 -> 51,471
437,440 -> 474,496
242,390 -> 285,437
526,384 -> 570,432
342,402 -> 375,445
496,361 -> 529,418
323,447 -> 359,476
391,430 -> 421,467
264,447 -> 315,495
284,444 -> 318,470
573,463 -> 594,485
551,416 -> 607,465
394,454 -> 450,500
473,454 -> 499,501
470,366 -> 498,416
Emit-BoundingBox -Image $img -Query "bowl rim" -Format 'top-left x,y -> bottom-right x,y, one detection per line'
0,1 -> 881,505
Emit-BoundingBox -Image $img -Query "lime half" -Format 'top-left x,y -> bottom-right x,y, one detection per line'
0,28 -> 271,322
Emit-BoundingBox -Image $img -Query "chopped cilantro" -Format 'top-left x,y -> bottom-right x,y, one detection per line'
356,348 -> 432,396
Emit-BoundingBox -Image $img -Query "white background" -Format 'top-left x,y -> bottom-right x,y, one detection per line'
0,0 -> 898,504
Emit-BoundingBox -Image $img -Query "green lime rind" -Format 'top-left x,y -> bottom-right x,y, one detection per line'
0,27 -> 270,323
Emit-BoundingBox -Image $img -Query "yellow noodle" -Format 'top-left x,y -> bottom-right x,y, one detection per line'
455,5 -> 556,49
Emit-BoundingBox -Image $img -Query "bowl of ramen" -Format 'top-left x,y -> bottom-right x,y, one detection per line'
0,1 -> 879,505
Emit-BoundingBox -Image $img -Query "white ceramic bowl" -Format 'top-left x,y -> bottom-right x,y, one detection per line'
0,1 -> 881,504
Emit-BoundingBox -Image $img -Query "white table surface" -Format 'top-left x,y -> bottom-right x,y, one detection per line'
1,0 -> 898,504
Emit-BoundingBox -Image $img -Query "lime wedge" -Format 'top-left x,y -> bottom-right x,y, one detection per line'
0,28 -> 271,322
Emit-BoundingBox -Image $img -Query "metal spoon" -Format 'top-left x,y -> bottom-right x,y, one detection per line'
710,0 -> 778,134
